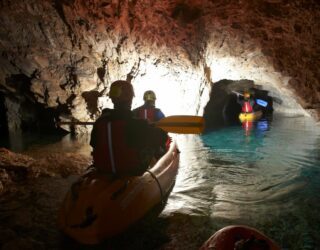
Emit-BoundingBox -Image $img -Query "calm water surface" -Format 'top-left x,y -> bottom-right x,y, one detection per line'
1,114 -> 320,249
164,114 -> 320,249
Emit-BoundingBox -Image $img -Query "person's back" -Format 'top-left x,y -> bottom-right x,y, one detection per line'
133,90 -> 165,122
90,81 -> 168,177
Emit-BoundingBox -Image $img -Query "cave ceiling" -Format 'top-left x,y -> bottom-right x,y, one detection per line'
0,0 -> 319,131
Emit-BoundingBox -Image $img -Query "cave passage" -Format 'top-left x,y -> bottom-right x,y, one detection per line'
0,92 -> 8,137
203,79 -> 274,130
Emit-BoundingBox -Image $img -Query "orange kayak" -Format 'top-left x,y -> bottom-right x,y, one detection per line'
58,141 -> 179,244
200,225 -> 280,250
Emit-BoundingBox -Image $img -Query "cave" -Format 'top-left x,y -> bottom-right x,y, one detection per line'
203,79 -> 276,129
0,0 -> 318,134
0,1 -> 319,249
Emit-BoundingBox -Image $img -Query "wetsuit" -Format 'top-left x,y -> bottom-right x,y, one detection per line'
90,108 -> 168,176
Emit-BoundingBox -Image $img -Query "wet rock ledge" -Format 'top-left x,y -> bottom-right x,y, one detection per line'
0,148 -> 91,249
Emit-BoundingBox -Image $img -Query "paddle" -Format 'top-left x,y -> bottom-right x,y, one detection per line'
232,91 -> 267,107
255,99 -> 268,107
57,115 -> 205,134
232,90 -> 282,105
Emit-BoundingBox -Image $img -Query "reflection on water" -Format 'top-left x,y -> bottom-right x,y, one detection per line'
165,114 -> 320,249
1,114 -> 320,249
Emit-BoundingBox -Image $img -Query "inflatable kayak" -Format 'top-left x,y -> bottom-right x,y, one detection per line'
200,225 -> 280,250
58,141 -> 180,245
239,110 -> 263,123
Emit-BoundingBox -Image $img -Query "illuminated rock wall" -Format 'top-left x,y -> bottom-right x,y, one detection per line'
0,0 -> 319,131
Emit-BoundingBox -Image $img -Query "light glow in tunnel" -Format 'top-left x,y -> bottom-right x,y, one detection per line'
206,53 -> 309,117
96,52 -> 307,122
132,62 -> 205,116
98,62 -> 206,117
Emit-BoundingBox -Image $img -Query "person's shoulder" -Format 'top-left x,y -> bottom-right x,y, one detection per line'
95,108 -> 113,122
101,108 -> 113,115
154,107 -> 163,112
129,116 -> 149,125
126,117 -> 150,133
133,105 -> 144,111
100,108 -> 114,118
155,108 -> 165,118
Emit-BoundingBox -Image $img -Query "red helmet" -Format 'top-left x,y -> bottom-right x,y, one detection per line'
108,80 -> 134,103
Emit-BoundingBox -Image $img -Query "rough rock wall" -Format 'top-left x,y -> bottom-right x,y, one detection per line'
0,0 -> 319,131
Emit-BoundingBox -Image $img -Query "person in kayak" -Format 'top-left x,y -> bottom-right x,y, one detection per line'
237,90 -> 256,113
133,90 -> 165,122
90,80 -> 169,177
133,90 -> 171,158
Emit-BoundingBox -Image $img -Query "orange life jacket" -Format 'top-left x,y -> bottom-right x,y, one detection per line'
136,107 -> 156,122
92,119 -> 141,176
242,101 -> 253,113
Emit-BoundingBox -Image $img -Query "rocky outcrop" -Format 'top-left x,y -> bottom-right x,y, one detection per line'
0,0 -> 319,133
0,147 -> 90,195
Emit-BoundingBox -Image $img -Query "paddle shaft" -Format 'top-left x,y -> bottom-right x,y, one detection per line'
233,91 -> 268,107
232,90 -> 282,105
57,115 -> 205,134
58,121 -> 94,125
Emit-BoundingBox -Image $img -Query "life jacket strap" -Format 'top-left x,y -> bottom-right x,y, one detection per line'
107,122 -> 116,174
146,170 -> 164,203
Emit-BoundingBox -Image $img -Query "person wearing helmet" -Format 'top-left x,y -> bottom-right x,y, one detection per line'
133,90 -> 165,122
237,90 -> 256,113
90,80 -> 168,177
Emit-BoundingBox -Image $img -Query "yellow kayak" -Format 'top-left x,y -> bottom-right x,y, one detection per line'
239,110 -> 263,123
58,141 -> 180,244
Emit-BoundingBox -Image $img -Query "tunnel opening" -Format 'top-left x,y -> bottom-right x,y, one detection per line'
203,79 -> 274,130
222,94 -> 242,126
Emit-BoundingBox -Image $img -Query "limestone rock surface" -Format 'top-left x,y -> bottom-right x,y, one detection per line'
0,0 -> 319,131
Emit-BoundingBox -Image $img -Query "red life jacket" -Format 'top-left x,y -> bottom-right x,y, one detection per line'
242,101 -> 253,113
92,119 -> 141,176
136,107 -> 156,122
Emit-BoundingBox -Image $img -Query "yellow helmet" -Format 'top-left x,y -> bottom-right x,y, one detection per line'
108,80 -> 134,102
143,90 -> 156,102
243,91 -> 250,99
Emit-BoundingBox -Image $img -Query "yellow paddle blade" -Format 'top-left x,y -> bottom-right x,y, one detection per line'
155,115 -> 205,134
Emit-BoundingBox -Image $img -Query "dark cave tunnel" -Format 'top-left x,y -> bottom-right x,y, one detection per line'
1,73 -> 69,137
222,94 -> 243,126
0,92 -> 8,137
203,79 -> 274,130
1,76 -> 276,137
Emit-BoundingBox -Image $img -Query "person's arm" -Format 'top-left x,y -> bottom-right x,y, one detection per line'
126,118 -> 167,148
155,108 -> 165,121
90,122 -> 97,148
250,99 -> 255,107
132,106 -> 139,118
90,109 -> 113,148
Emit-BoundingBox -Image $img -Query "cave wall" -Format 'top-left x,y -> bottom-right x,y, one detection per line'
0,0 -> 319,132
0,92 -> 8,136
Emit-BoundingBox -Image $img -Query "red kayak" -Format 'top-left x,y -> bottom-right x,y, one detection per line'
200,225 -> 280,250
